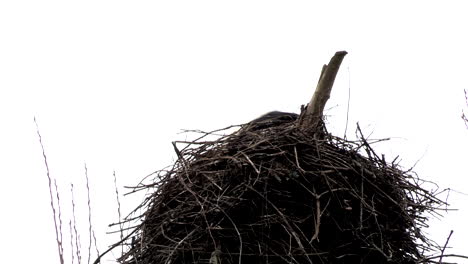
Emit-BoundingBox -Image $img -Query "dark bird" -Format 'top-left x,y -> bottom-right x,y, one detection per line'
249,111 -> 299,129
251,111 -> 299,123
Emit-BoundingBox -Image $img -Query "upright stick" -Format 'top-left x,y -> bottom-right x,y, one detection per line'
300,51 -> 347,130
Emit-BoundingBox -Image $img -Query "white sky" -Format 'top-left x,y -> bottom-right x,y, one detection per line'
1,1 -> 467,263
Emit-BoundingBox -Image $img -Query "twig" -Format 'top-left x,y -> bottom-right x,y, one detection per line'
71,183 -> 82,264
240,151 -> 260,175
93,230 -> 100,260
462,90 -> 468,129
70,220 -> 75,264
34,117 -> 64,264
54,179 -> 65,262
84,164 -> 96,264
439,230 -> 453,264
164,230 -> 196,264
113,171 -> 124,256
310,193 -> 321,242
344,66 -> 351,139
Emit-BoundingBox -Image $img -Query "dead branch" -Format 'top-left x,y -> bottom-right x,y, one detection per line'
300,51 -> 347,130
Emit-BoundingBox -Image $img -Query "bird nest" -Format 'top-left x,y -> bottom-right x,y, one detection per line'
109,114 -> 445,264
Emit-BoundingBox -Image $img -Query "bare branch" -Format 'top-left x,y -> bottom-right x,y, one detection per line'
300,51 -> 347,130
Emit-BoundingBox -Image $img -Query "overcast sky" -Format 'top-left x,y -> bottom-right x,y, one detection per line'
1,1 -> 467,263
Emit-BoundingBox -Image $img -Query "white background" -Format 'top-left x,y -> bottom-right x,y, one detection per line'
1,1 -> 467,263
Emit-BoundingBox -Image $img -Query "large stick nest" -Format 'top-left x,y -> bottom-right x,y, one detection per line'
112,113 -> 445,264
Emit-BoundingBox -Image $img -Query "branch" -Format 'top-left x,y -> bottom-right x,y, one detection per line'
300,51 -> 347,130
